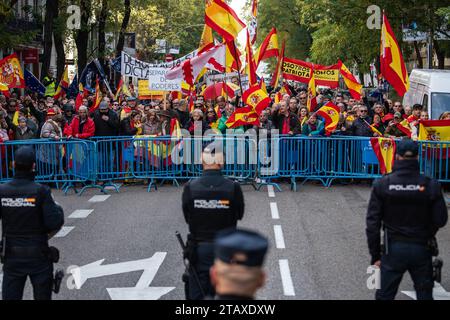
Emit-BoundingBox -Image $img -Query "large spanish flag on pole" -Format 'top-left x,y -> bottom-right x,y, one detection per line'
254,27 -> 279,67
370,137 -> 396,175
249,0 -> 258,45
338,60 -> 362,101
380,13 -> 409,97
306,71 -> 317,113
205,0 -> 246,42
198,24 -> 215,54
54,66 -> 69,100
270,40 -> 285,88
316,101 -> 340,136
245,30 -> 258,86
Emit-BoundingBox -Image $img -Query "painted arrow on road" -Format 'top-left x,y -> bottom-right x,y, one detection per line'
69,252 -> 175,300
401,282 -> 450,300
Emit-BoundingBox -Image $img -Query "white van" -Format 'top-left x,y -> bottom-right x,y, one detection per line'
403,69 -> 450,119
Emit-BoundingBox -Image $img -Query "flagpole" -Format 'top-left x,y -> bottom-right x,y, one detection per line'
231,40 -> 244,107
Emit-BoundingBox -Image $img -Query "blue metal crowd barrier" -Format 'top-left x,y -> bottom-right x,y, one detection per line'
0,138 -> 95,191
1,136 -> 449,194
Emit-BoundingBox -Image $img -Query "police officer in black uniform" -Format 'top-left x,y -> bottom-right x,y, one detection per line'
181,148 -> 244,300
210,228 -> 268,300
0,146 -> 64,300
366,139 -> 448,300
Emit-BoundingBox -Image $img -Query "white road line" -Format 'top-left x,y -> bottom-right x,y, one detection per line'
273,225 -> 285,249
54,226 -> 75,238
279,260 -> 295,296
267,185 -> 275,198
69,209 -> 94,219
270,202 -> 279,219
89,195 -> 111,203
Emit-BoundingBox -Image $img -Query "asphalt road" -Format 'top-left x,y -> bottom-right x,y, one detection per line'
3,180 -> 450,300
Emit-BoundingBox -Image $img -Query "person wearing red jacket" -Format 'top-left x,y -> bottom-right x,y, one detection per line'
64,105 -> 95,139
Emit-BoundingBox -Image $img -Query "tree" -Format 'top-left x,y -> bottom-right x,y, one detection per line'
74,0 -> 92,74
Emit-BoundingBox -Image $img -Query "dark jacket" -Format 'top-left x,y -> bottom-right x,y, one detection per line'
349,116 -> 373,137
14,126 -> 36,141
176,109 -> 190,128
93,110 -> 120,137
0,172 -> 64,247
366,160 -> 448,264
272,112 -> 301,135
120,117 -> 138,136
182,170 -> 244,242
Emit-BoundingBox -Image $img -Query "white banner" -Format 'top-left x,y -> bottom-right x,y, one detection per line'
148,68 -> 181,91
121,50 -> 198,79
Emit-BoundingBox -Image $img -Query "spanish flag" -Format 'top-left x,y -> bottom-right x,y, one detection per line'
316,102 -> 340,136
270,40 -> 285,88
370,137 -> 396,174
198,24 -> 215,54
54,66 -> 69,100
243,83 -> 271,114
419,120 -> 450,142
90,78 -> 102,113
255,27 -> 279,67
205,0 -> 246,42
225,40 -> 242,72
380,13 -> 409,97
114,78 -> 124,101
0,82 -> 10,97
249,0 -> 258,44
245,30 -> 258,86
226,106 -> 260,128
338,60 -> 362,101
306,72 -> 317,113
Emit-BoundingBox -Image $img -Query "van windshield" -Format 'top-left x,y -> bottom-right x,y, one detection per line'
431,93 -> 450,119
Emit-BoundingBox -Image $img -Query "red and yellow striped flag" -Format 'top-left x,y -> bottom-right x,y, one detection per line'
226,106 -> 260,128
243,83 -> 271,115
198,24 -> 214,54
316,101 -> 340,136
245,30 -> 258,86
338,60 -> 362,101
255,27 -> 279,67
270,40 -> 285,88
90,78 -> 102,113
0,82 -> 10,97
306,72 -> 317,113
380,13 -> 409,97
54,66 -> 69,100
205,0 -> 246,42
370,137 -> 396,174
225,40 -> 242,72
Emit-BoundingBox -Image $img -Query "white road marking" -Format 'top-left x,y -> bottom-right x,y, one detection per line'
270,202 -> 279,219
402,282 -> 450,300
88,195 -> 110,203
69,209 -> 94,219
267,185 -> 275,198
279,260 -> 296,296
54,226 -> 75,238
273,225 -> 285,249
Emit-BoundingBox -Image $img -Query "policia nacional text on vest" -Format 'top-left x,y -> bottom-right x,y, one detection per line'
180,150 -> 245,300
0,147 -> 65,300
366,139 -> 448,300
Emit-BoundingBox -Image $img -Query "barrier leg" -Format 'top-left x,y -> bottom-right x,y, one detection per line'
290,177 -> 297,192
78,182 -> 107,196
102,181 -> 121,193
147,178 -> 157,192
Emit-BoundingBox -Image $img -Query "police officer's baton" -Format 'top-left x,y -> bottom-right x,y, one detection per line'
175,231 -> 206,298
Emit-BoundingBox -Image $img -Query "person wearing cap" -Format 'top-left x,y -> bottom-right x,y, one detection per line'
210,228 -> 268,300
93,101 -> 120,137
366,139 -> 448,300
40,107 -> 63,140
0,146 -> 64,300
62,103 -> 75,126
181,147 -> 245,300
63,105 -> 95,139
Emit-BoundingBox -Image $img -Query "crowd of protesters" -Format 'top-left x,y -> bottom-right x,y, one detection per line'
1,82 -> 449,145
